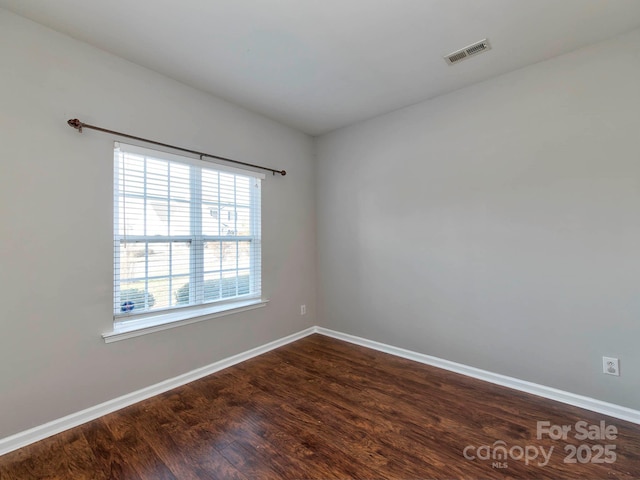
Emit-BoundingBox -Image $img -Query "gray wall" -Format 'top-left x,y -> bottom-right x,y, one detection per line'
316,29 -> 640,410
0,10 -> 316,438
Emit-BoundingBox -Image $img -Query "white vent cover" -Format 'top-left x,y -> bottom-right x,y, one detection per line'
444,39 -> 491,65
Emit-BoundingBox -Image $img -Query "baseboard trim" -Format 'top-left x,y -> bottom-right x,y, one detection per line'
2,325 -> 638,456
0,327 -> 316,456
315,327 -> 640,425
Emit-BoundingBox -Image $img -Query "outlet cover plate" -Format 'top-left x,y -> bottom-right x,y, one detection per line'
603,357 -> 620,376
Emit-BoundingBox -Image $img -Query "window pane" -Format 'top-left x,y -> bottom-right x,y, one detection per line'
204,241 -> 221,273
220,242 -> 238,271
200,272 -> 250,303
147,277 -> 170,310
202,169 -> 219,203
120,154 -> 145,196
119,242 -> 146,281
219,173 -> 235,204
146,159 -> 168,198
169,163 -> 190,201
148,243 -> 170,278
173,275 -> 191,306
235,176 -> 251,206
202,203 -> 221,236
220,207 -> 237,236
237,269 -> 251,295
238,241 -> 251,269
203,205 -> 238,236
146,200 -> 168,236
119,197 -> 145,236
119,280 -> 152,313
172,242 -> 191,276
117,241 -> 192,314
220,272 -> 238,298
170,201 -> 190,235
236,206 -> 251,236
203,272 -> 222,303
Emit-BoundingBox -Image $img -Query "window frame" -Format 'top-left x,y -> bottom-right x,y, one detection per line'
109,142 -> 265,341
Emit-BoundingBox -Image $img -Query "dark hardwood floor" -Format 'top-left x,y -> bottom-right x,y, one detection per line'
1,334 -> 639,479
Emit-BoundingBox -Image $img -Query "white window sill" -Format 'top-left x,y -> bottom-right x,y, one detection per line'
102,298 -> 268,343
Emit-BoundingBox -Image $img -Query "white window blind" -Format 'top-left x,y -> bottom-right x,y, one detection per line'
113,142 -> 263,323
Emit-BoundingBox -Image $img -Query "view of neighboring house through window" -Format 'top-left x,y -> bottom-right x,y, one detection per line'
113,143 -> 262,324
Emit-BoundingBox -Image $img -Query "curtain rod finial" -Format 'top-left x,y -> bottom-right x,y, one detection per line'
67,118 -> 83,132
280,170 -> 287,176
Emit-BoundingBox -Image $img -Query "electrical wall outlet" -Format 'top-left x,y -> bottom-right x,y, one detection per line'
603,357 -> 620,376
300,304 -> 307,315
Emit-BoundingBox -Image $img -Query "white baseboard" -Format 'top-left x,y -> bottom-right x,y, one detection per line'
0,327 -> 316,456
315,327 -> 640,425
2,325 -> 638,457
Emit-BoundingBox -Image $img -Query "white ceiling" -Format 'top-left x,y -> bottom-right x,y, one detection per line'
3,1 -> 640,135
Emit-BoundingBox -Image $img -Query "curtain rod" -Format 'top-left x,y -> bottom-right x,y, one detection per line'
66,118 -> 286,176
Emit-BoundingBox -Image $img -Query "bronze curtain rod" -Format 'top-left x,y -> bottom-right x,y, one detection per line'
67,118 -> 286,176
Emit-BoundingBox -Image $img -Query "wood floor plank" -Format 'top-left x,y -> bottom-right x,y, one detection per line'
1,334 -> 639,479
81,418 -> 145,480
124,399 -> 222,480
0,429 -> 103,480
100,412 -> 179,480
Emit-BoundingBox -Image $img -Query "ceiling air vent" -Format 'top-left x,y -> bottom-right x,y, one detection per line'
444,39 -> 491,65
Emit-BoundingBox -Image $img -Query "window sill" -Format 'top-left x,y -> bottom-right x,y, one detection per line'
102,298 -> 268,343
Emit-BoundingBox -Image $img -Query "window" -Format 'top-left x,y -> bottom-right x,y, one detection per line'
113,142 -> 263,330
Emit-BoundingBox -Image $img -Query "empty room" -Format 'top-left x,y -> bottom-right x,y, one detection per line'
1,1 -> 639,478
